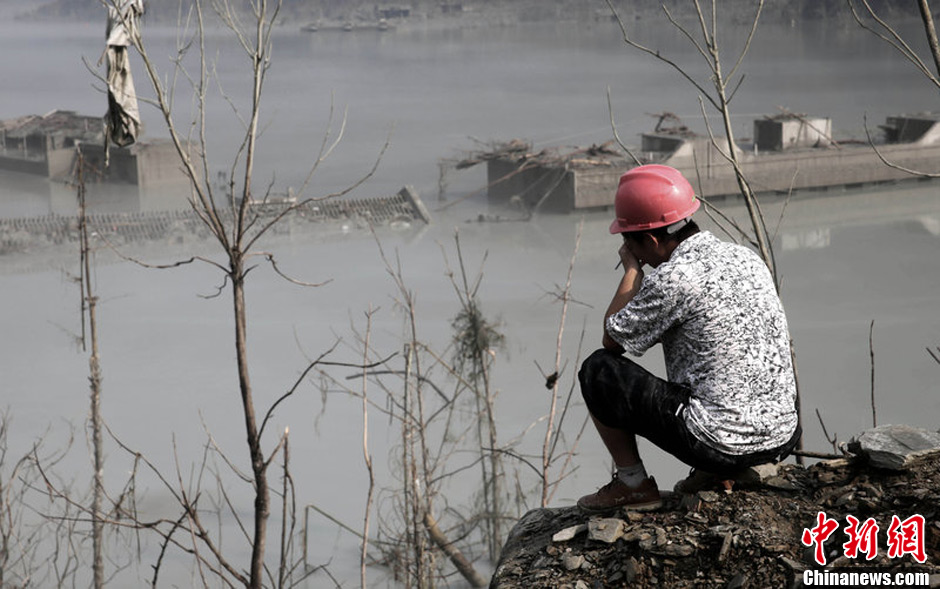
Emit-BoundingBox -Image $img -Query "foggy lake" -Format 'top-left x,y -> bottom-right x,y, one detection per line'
1,8 -> 939,587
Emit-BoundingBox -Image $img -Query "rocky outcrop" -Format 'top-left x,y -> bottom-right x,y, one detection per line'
491,426 -> 940,589
848,424 -> 940,471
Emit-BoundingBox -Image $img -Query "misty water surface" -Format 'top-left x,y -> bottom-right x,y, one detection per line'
1,12 -> 939,586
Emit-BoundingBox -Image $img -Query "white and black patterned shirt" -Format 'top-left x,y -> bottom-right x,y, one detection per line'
606,231 -> 798,455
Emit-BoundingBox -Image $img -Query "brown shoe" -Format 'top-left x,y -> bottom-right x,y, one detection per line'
673,469 -> 734,494
577,476 -> 662,514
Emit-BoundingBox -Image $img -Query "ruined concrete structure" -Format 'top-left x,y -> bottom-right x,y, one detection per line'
485,113 -> 940,213
0,110 -> 101,177
0,110 -> 191,188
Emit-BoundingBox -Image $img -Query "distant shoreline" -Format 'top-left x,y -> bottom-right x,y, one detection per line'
10,0 -> 926,29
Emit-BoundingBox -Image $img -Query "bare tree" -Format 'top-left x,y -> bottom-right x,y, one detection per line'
0,414 -> 86,588
849,0 -> 940,382
849,0 -> 940,89
848,0 -> 940,177
444,231 -> 506,562
91,0 -> 385,586
358,308 -> 377,589
536,221 -> 590,507
0,414 -> 42,588
607,0 -> 777,277
74,149 -> 107,589
307,234 -> 508,588
296,225 -> 594,586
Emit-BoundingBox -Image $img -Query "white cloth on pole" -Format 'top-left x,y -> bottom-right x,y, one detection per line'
104,0 -> 143,156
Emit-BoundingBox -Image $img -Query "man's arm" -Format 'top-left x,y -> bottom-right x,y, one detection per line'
602,243 -> 644,352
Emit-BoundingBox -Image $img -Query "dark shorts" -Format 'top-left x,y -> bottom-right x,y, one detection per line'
578,348 -> 800,476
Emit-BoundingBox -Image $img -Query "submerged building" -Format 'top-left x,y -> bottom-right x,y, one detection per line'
485,113 -> 940,213
0,110 -> 191,188
0,110 -> 198,215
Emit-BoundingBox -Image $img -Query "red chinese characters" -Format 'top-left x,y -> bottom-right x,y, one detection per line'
801,511 -> 928,565
802,511 -> 840,565
886,514 -> 927,563
843,516 -> 879,561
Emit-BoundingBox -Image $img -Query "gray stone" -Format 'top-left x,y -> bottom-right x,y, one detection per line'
561,552 -> 585,571
654,527 -> 668,546
764,475 -> 800,491
718,532 -> 733,562
779,556 -> 806,589
588,518 -> 626,544
735,462 -> 779,485
698,490 -> 721,502
531,555 -> 553,569
622,527 -> 644,542
624,557 -> 638,583
552,524 -> 587,543
625,511 -> 647,523
652,542 -> 695,557
848,424 -> 940,470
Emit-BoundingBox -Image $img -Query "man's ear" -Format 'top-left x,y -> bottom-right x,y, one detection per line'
644,232 -> 660,249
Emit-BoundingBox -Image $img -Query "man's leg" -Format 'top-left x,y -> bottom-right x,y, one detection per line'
588,412 -> 654,494
590,413 -> 640,467
577,412 -> 660,513
577,350 -> 666,512
578,349 -> 772,499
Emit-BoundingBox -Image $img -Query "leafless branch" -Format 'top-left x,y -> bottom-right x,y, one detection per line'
815,408 -> 838,454
251,252 -> 334,287
294,95 -> 348,199
847,0 -> 940,89
869,320 -> 877,428
359,309 -> 376,589
423,512 -> 487,588
862,114 -> 940,178
605,0 -> 719,111
917,0 -> 940,79
150,513 -> 187,588
792,449 -> 844,460
198,415 -> 252,484
258,341 -> 340,440
606,86 -> 642,166
928,346 -> 940,364
726,0 -> 764,85
770,168 -> 800,244
540,220 -> 581,506
89,222 -> 226,273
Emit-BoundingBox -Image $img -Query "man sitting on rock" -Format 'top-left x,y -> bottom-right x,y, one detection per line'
577,164 -> 801,514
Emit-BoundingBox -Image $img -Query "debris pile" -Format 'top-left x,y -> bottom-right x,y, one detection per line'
452,139 -> 627,173
490,425 -> 940,589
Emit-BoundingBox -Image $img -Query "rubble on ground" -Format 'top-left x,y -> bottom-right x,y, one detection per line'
491,425 -> 940,589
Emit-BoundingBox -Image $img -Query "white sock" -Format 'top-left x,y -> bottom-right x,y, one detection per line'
616,463 -> 648,488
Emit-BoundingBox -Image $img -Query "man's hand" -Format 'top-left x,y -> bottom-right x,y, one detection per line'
618,241 -> 642,272
603,247 -> 645,351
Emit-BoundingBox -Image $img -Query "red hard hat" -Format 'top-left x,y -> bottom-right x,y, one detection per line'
608,164 -> 700,234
